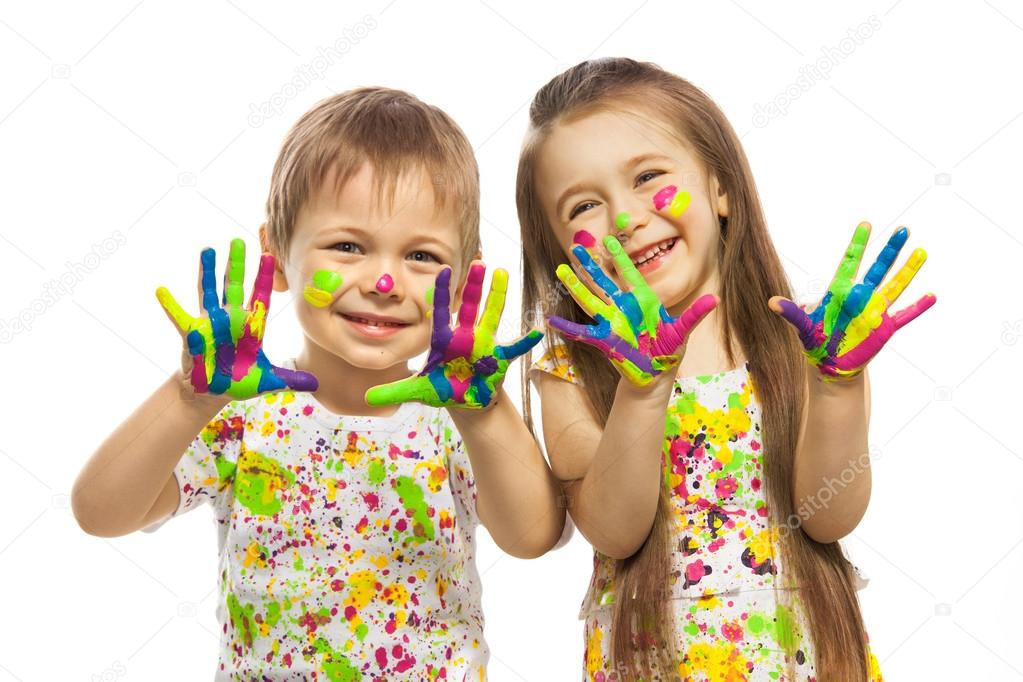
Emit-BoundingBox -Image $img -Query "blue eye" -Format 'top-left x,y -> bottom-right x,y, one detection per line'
330,242 -> 362,254
569,201 -> 598,220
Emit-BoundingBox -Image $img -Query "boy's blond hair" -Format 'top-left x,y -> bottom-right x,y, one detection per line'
265,87 -> 480,266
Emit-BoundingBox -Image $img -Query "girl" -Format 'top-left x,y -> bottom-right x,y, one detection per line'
517,58 -> 934,680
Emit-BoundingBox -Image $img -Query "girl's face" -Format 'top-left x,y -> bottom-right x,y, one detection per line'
534,109 -> 728,316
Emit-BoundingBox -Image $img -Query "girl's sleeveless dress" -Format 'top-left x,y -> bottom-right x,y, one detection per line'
532,345 -> 884,682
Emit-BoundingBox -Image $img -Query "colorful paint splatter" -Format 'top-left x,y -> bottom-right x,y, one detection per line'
532,344 -> 882,681
144,359 -> 488,681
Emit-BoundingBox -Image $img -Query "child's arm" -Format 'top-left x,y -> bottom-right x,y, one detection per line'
72,375 -> 230,537
771,223 -> 935,543
366,264 -> 565,557
536,369 -> 676,560
448,391 -> 565,558
536,234 -> 717,559
73,238 -> 317,537
790,368 -> 871,544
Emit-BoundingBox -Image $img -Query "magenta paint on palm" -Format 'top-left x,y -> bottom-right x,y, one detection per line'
653,185 -> 679,211
573,230 -> 596,248
375,274 -> 394,293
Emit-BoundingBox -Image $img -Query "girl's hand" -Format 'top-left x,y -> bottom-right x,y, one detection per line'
365,263 -> 543,409
549,234 -> 718,387
770,223 -> 936,382
156,238 -> 318,400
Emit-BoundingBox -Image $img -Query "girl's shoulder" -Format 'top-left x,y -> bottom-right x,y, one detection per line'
530,340 -> 580,384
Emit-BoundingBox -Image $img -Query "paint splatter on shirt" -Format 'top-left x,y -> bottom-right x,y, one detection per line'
144,361 -> 487,681
532,343 -> 882,680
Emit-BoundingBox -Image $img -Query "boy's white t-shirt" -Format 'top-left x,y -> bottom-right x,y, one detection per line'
143,360 -> 489,681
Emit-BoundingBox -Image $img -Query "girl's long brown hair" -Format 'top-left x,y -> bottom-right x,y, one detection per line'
517,58 -> 870,680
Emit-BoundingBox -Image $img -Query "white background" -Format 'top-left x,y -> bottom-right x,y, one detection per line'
1,1 -> 1019,680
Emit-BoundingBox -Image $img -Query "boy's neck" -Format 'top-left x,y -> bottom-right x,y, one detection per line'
295,340 -> 414,417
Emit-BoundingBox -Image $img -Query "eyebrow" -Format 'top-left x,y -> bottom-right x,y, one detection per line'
553,153 -> 677,218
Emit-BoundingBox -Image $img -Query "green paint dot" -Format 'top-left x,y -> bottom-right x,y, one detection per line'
747,613 -> 766,634
683,622 -> 700,636
425,286 -> 434,306
367,458 -> 385,486
312,270 -> 342,293
614,212 -> 630,231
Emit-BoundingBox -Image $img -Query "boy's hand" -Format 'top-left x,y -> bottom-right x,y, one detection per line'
769,223 -> 936,382
549,234 -> 717,387
366,263 -> 543,409
156,238 -> 318,400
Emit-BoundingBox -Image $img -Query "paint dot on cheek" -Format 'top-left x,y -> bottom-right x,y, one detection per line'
572,230 -> 596,248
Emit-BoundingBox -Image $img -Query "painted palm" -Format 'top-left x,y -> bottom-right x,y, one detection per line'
771,223 -> 936,382
156,238 -> 318,399
366,264 -> 543,409
549,234 -> 718,387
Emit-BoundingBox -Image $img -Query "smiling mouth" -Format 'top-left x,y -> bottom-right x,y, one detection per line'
630,237 -> 679,267
338,313 -> 410,329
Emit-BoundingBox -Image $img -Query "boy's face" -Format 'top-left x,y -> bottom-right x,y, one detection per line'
269,163 -> 466,371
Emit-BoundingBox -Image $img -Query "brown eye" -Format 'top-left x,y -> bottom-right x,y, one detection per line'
569,201 -> 598,220
635,171 -> 663,187
330,242 -> 362,254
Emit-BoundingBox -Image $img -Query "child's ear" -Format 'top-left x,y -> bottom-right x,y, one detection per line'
258,223 -> 290,292
711,177 -> 729,218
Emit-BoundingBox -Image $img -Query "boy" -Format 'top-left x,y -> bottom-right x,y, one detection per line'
72,87 -> 566,680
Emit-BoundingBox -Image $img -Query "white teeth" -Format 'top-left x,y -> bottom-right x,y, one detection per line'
631,238 -> 677,267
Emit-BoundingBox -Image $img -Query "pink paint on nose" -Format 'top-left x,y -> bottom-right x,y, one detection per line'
375,274 -> 394,293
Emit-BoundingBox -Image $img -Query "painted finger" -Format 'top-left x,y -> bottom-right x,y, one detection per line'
223,238 -> 246,308
156,286 -> 195,335
249,253 -> 275,317
603,236 -> 660,333
828,222 -> 871,293
775,297 -> 824,351
478,268 -> 508,342
495,329 -> 544,361
366,376 -> 441,407
862,227 -> 908,291
878,247 -> 928,307
200,248 -> 233,356
271,364 -> 319,392
456,262 -> 486,330
572,243 -> 621,299
891,292 -> 937,332
651,294 -> 717,356
556,264 -> 615,321
422,268 -> 453,373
